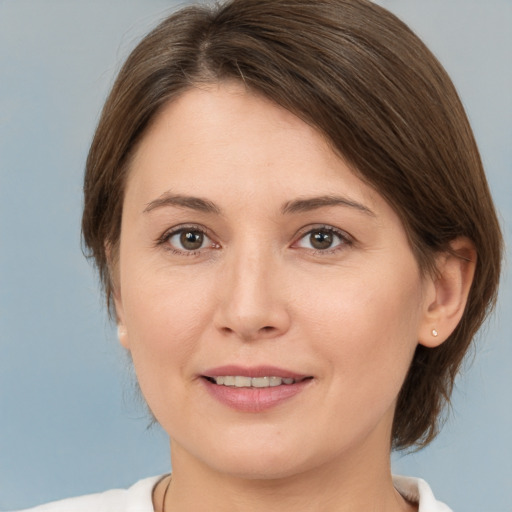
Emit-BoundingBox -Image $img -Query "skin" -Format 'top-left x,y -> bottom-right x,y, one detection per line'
114,82 -> 475,512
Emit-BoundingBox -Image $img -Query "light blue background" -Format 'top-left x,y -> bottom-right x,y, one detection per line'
0,1 -> 510,510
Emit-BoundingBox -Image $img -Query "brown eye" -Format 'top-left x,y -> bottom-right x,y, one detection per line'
165,228 -> 214,253
294,226 -> 349,252
180,230 -> 204,250
309,231 -> 334,250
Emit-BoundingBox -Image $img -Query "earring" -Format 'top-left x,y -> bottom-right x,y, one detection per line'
117,325 -> 127,338
431,329 -> 439,337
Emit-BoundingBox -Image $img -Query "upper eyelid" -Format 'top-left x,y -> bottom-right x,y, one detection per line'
157,223 -> 215,245
294,224 -> 353,242
161,223 -> 210,237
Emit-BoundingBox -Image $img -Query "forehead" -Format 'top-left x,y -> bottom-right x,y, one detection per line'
126,82 -> 381,211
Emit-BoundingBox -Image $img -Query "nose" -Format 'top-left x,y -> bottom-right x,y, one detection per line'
213,248 -> 291,342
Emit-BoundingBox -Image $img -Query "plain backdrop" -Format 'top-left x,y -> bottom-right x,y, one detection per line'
0,1 -> 510,510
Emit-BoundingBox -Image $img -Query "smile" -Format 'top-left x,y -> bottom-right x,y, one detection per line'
207,376 -> 299,387
201,368 -> 313,412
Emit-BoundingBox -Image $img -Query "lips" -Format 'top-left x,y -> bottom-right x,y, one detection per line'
201,365 -> 313,412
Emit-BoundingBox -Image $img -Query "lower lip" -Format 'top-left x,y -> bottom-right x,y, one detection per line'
202,378 -> 311,412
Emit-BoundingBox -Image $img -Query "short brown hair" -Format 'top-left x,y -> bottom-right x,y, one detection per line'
82,0 -> 503,450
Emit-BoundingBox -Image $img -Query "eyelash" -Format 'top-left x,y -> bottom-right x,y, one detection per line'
156,224 -> 353,256
156,224 -> 217,256
292,225 -> 353,255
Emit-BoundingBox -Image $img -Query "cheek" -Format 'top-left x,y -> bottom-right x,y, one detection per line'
297,262 -> 423,395
119,275 -> 214,429
119,261 -> 216,384
123,253 -> 210,332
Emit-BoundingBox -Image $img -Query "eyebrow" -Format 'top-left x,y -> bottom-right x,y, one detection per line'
143,192 -> 374,217
281,195 -> 375,216
143,192 -> 221,215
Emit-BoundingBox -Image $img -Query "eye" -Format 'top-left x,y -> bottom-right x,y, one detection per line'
164,227 -> 217,253
294,226 -> 350,252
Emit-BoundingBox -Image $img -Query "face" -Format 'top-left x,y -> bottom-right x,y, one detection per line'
115,82 -> 432,479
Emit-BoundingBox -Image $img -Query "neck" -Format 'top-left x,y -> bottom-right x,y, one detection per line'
160,432 -> 416,512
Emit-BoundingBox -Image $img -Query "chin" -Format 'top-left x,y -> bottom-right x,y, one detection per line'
184,429 -> 332,481
212,453 -> 311,481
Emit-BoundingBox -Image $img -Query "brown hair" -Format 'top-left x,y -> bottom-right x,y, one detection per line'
82,0 -> 502,450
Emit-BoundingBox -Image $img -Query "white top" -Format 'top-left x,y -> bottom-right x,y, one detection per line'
393,476 -> 453,512
14,475 -> 452,511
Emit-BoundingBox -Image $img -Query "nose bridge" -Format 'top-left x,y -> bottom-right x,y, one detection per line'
232,245 -> 271,306
215,237 -> 289,340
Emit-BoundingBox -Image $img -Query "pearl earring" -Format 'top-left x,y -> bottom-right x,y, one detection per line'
432,329 -> 439,337
117,325 -> 127,338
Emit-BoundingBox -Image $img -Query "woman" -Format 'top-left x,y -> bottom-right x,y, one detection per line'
19,0 -> 502,510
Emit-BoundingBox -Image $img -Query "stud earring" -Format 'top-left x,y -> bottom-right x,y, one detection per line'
432,329 -> 439,337
117,325 -> 127,338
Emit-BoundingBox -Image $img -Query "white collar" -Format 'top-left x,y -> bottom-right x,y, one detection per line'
393,475 -> 453,512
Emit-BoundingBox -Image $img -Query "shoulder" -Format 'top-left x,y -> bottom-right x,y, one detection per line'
393,475 -> 453,512
14,475 -> 163,512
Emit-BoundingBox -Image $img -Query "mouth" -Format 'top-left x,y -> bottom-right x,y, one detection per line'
203,375 -> 310,387
200,366 -> 314,412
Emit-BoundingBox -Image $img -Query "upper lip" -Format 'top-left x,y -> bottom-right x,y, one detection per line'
202,365 -> 310,380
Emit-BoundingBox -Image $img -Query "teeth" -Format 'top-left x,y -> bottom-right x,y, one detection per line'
211,376 -> 298,387
269,376 -> 281,387
252,377 -> 270,388
234,376 -> 251,387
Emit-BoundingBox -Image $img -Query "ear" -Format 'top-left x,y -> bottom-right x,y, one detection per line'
106,241 -> 130,350
419,237 -> 477,348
